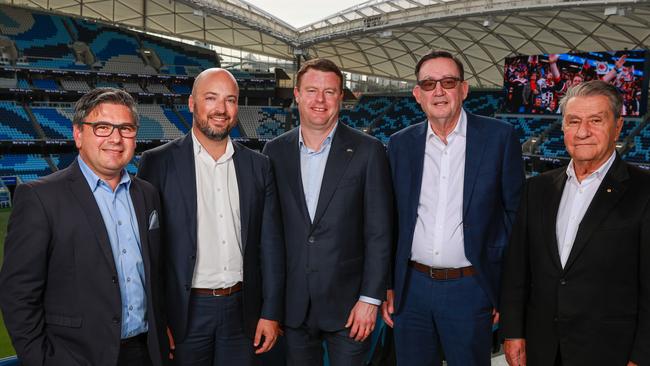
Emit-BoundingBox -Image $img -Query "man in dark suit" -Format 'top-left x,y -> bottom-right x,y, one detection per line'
138,68 -> 284,365
500,81 -> 650,366
381,50 -> 525,365
0,88 -> 167,366
262,58 -> 393,365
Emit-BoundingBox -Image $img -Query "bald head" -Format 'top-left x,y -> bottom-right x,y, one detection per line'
191,68 -> 239,97
189,68 -> 240,142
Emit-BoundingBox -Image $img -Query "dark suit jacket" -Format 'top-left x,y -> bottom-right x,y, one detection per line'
262,123 -> 393,331
0,160 -> 167,366
138,134 -> 284,341
387,113 -> 524,311
500,156 -> 650,365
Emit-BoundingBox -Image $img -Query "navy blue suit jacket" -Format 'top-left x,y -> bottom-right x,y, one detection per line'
263,123 -> 393,331
138,134 -> 284,341
387,112 -> 524,311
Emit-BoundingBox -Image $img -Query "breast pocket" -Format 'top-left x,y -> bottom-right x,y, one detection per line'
45,313 -> 83,328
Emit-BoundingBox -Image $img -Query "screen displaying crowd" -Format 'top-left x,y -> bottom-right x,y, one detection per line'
503,49 -> 647,116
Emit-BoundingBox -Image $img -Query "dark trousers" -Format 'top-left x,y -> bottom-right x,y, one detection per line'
393,267 -> 493,366
172,292 -> 258,366
285,306 -> 371,366
118,333 -> 152,366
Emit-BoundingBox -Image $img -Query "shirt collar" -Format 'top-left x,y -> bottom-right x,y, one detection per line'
298,122 -> 338,153
426,108 -> 467,141
77,155 -> 130,192
191,129 -> 235,163
566,150 -> 617,183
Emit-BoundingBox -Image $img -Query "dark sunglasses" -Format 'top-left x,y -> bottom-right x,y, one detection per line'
417,77 -> 462,91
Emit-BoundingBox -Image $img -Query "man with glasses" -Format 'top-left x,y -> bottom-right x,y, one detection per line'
0,88 -> 168,366
500,81 -> 649,366
381,50 -> 524,365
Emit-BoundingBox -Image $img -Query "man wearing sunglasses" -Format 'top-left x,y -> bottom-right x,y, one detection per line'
382,50 -> 525,365
0,88 -> 168,366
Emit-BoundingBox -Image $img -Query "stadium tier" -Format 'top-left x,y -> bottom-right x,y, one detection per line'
498,115 -> 560,144
0,101 -> 40,139
0,154 -> 51,182
30,105 -> 74,139
624,123 -> 650,164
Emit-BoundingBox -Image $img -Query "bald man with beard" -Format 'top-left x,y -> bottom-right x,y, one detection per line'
139,68 -> 285,366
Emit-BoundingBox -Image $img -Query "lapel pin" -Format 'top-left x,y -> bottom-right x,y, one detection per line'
606,188 -> 612,193
346,148 -> 354,153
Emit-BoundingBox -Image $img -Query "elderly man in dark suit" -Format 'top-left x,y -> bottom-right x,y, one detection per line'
500,80 -> 650,366
382,50 -> 525,366
0,88 -> 167,366
138,68 -> 284,366
262,58 -> 393,366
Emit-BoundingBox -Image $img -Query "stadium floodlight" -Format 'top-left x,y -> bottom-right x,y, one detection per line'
482,18 -> 492,27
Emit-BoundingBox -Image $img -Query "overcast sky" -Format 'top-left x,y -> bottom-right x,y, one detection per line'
246,0 -> 367,28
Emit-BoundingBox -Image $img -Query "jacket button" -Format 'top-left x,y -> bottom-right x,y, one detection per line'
560,279 -> 567,285
112,276 -> 117,284
185,284 -> 191,291
308,236 -> 315,244
112,317 -> 120,324
190,255 -> 196,260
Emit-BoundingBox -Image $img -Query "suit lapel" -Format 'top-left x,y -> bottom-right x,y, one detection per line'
312,124 -> 355,228
67,161 -> 117,275
544,168 -> 567,271
232,142 -> 250,252
285,129 -> 311,226
563,156 -> 628,272
172,134 -> 198,248
463,113 -> 487,217
129,179 -> 151,287
408,122 -> 427,232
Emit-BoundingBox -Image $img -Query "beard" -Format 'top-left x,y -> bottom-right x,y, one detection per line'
194,112 -> 233,142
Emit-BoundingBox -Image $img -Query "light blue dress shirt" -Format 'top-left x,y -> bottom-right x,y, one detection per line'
298,124 -> 380,306
78,156 -> 148,339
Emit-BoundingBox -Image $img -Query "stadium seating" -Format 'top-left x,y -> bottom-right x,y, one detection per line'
498,115 -> 559,144
30,105 -> 74,139
464,91 -> 503,116
137,104 -> 185,140
0,6 -> 79,69
624,123 -> 650,164
61,79 -> 91,92
146,83 -> 172,94
161,106 -> 190,134
339,95 -> 395,130
619,118 -> 641,140
0,154 -> 51,182
0,77 -> 16,88
372,97 -> 426,144
537,123 -> 569,158
0,101 -> 40,139
32,78 -> 60,90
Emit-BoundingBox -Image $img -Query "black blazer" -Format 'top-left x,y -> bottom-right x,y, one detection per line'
138,134 -> 284,341
262,123 -> 393,331
500,155 -> 650,365
0,160 -> 167,366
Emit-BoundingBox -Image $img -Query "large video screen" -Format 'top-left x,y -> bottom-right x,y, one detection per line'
503,50 -> 648,116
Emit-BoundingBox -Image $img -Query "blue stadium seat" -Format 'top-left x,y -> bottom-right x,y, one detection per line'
0,102 -> 39,139
624,124 -> 650,164
372,96 -> 426,144
31,106 -> 73,139
0,154 -> 52,182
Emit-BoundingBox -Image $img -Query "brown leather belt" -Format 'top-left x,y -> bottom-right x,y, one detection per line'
192,282 -> 242,296
409,261 -> 476,280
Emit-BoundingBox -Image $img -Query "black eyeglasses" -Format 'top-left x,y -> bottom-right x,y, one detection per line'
417,77 -> 462,91
81,122 -> 138,138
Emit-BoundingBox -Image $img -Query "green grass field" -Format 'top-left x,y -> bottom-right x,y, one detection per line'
0,208 -> 16,358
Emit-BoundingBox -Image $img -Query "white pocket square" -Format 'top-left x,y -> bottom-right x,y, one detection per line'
148,210 -> 159,230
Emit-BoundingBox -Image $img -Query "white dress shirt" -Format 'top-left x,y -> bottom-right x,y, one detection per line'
556,151 -> 616,268
191,131 -> 243,289
411,109 -> 472,268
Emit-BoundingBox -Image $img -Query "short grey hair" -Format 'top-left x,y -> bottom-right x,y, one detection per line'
72,87 -> 139,126
559,80 -> 623,120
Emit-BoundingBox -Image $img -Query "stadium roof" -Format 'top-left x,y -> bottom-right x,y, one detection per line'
9,0 -> 650,86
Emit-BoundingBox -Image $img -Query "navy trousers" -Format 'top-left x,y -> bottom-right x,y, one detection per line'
393,267 -> 493,366
172,292 -> 258,366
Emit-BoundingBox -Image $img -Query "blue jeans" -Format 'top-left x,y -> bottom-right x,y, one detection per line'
393,267 -> 493,366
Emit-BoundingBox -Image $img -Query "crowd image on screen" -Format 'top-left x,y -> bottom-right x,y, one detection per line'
503,50 -> 645,116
